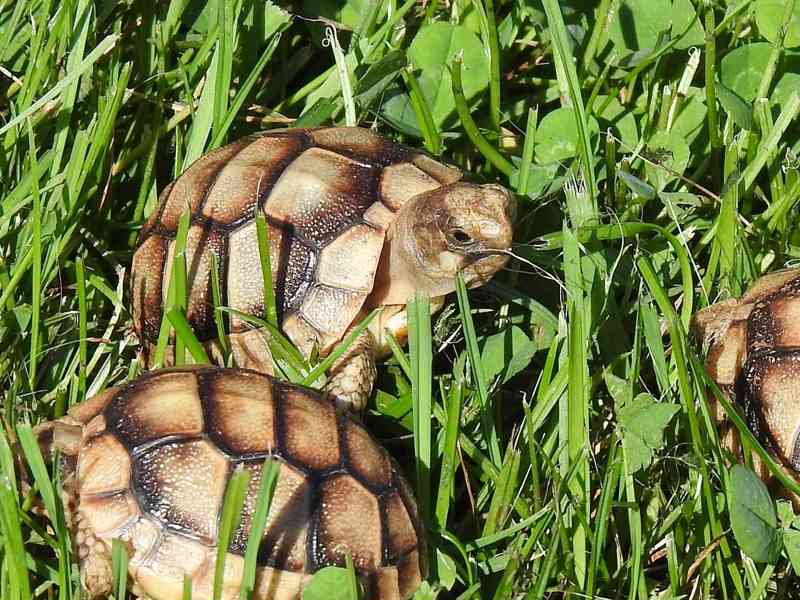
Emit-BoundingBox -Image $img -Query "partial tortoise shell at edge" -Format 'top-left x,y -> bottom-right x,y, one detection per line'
131,127 -> 462,367
695,268 -> 800,477
75,366 -> 424,600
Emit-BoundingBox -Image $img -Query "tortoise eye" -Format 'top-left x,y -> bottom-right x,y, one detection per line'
451,229 -> 472,244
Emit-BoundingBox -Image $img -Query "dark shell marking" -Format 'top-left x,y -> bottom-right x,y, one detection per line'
132,127 -> 462,356
83,367 -> 423,581
712,272 -> 800,473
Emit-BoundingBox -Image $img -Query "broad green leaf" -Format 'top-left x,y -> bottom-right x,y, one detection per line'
671,0 -> 705,49
728,465 -> 782,564
479,325 -> 541,385
784,530 -> 800,574
436,549 -> 457,590
618,170 -> 656,200
670,93 -> 708,141
772,72 -> 800,112
302,567 -> 360,600
535,107 -> 599,163
303,0 -> 372,32
608,0 -> 671,53
756,0 -> 800,48
382,22 -> 489,131
644,129 -> 690,190
617,393 -> 679,473
594,95 -> 639,148
717,82 -> 754,130
719,43 -> 773,102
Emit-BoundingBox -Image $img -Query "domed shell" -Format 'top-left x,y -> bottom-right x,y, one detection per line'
696,268 -> 800,473
131,128 -> 462,368
74,366 -> 424,600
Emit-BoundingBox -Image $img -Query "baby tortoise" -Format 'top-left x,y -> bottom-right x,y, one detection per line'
693,268 -> 800,487
34,366 -> 424,600
132,127 -> 514,412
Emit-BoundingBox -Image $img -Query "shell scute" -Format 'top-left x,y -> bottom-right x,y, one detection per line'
201,370 -> 276,455
159,138 -> 253,232
316,224 -> 385,293
107,371 -> 204,446
200,134 -> 305,227
78,432 -> 131,495
231,460 -> 311,572
265,147 -> 378,246
315,474 -> 383,572
277,384 -> 340,471
345,420 -> 392,490
309,127 -> 412,166
131,234 -> 168,341
134,439 -> 229,543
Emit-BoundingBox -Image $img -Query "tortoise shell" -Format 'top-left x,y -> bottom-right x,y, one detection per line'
695,268 -> 800,474
72,367 -> 424,599
131,127 -> 462,367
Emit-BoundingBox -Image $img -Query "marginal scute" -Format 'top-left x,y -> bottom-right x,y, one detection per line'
743,350 -> 800,470
203,370 -> 276,455
383,492 -> 418,558
706,320 -> 747,387
183,224 -> 227,341
108,372 -> 203,445
363,201 -> 395,229
131,234 -> 168,342
80,491 -> 139,536
134,439 -> 229,543
254,566 -> 310,600
231,461 -> 311,571
135,532 -> 210,599
379,162 -> 442,211
410,154 -> 462,185
158,138 -> 252,231
117,516 -> 161,567
299,284 -> 365,340
78,432 -> 131,495
374,567 -> 401,600
316,224 -> 384,292
278,385 -> 340,470
316,474 -> 382,571
396,550 -> 423,598
345,420 -> 392,489
200,135 -> 304,226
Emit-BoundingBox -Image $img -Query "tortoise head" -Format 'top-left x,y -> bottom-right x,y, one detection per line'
374,182 -> 514,304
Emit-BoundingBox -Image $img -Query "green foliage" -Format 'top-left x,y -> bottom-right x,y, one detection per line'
729,465 -> 782,564
2,0 -> 800,598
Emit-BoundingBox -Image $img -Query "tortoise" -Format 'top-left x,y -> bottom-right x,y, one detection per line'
32,366 -> 424,600
693,268 -> 800,488
131,127 -> 514,412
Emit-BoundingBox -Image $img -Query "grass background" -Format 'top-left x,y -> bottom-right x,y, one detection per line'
1,0 -> 800,598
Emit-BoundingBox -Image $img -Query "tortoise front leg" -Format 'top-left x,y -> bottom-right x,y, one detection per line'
325,328 -> 377,414
76,510 -> 114,599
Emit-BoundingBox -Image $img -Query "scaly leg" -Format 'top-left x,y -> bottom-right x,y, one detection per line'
324,328 -> 377,414
75,511 -> 114,599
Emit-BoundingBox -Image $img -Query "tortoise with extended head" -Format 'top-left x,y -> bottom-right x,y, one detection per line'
34,366 -> 424,599
131,127 -> 514,411
693,268 -> 800,488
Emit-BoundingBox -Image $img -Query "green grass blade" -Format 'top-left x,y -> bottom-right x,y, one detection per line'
255,214 -> 278,328
166,308 -> 210,365
239,460 -> 279,600
213,470 -> 250,600
408,294 -> 432,530
456,273 -> 501,467
111,538 -> 128,600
